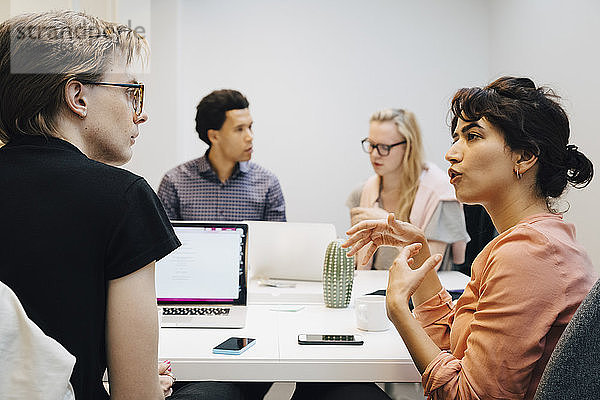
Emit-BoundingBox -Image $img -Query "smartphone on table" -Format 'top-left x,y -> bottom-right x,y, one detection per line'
212,337 -> 256,355
297,334 -> 364,345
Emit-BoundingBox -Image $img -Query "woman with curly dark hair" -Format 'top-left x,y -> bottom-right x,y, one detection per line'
344,76 -> 597,399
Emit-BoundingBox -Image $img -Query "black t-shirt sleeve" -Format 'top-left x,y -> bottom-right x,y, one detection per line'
105,178 -> 181,280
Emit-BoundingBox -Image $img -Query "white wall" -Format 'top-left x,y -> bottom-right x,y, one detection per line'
125,0 -> 180,182
128,0 -> 490,237
488,0 -> 600,267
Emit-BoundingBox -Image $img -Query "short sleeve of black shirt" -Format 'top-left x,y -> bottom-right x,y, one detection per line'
0,136 -> 181,400
106,177 -> 181,279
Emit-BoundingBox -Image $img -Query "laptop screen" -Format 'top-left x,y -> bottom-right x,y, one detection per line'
156,222 -> 248,305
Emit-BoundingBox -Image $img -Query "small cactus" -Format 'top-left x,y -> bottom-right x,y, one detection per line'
323,239 -> 354,308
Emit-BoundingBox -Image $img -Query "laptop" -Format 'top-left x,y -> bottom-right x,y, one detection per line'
156,221 -> 248,328
246,221 -> 337,282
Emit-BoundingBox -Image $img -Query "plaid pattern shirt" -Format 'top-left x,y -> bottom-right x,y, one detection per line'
157,152 -> 286,222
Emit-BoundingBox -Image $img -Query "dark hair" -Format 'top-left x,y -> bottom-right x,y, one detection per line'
450,76 -> 593,201
195,89 -> 249,145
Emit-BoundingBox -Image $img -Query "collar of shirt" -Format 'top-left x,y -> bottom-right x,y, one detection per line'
5,134 -> 86,157
197,150 -> 249,183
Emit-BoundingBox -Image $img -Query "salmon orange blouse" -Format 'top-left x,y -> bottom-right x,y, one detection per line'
414,213 -> 597,399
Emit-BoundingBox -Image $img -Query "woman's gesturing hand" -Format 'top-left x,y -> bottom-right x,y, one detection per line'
342,213 -> 426,266
350,206 -> 390,227
386,243 -> 442,318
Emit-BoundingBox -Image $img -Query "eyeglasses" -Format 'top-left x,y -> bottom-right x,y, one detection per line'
79,80 -> 145,116
361,138 -> 407,156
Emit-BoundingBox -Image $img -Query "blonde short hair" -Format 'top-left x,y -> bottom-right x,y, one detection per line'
0,10 -> 149,143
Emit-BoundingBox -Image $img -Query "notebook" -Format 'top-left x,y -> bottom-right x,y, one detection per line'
156,221 -> 248,328
246,221 -> 337,282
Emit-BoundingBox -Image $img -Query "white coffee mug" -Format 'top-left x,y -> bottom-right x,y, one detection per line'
355,295 -> 391,331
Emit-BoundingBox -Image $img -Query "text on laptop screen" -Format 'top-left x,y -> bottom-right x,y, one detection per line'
156,226 -> 245,302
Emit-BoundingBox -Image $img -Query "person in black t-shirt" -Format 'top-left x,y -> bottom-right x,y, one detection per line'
0,11 -> 180,400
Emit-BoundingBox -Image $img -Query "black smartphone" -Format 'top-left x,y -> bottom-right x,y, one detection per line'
212,337 -> 256,355
297,334 -> 364,345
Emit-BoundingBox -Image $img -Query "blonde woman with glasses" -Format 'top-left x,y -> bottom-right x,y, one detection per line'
347,109 -> 469,271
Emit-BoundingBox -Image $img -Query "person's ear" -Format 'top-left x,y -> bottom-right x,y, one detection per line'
514,149 -> 538,176
64,79 -> 88,119
207,129 -> 219,146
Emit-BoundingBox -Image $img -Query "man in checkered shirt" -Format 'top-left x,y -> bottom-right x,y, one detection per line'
157,89 -> 286,222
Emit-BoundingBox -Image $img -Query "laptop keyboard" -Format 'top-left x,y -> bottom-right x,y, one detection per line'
162,307 -> 230,316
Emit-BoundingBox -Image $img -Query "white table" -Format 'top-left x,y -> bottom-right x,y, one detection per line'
247,270 -> 469,305
159,270 -> 470,382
